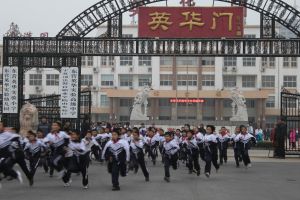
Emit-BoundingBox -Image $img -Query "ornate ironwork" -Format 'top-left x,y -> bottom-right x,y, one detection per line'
4,37 -> 300,62
216,0 -> 300,37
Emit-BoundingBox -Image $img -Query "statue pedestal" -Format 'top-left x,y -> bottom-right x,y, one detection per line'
130,105 -> 149,121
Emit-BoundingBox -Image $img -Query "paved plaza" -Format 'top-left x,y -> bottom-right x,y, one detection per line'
1,157 -> 300,200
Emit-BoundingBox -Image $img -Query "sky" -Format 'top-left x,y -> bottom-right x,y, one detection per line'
0,0 -> 297,39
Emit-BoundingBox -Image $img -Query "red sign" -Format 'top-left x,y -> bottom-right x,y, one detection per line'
138,7 -> 244,38
170,99 -> 205,103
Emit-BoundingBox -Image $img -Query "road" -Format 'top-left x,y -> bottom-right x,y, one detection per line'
1,158 -> 300,200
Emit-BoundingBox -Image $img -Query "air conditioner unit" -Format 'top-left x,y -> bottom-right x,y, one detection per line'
93,67 -> 99,73
261,67 -> 265,72
91,86 -> 98,92
223,67 -> 227,72
111,67 -> 115,72
36,68 -> 43,73
148,67 -> 152,72
129,67 -> 133,72
232,67 -> 237,72
35,86 -> 43,92
129,86 -> 133,90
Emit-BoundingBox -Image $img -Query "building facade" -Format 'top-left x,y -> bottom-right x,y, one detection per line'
0,25 -> 299,128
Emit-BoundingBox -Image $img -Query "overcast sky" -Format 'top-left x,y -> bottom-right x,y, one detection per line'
0,0 -> 297,40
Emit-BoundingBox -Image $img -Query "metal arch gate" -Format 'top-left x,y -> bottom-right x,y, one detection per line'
281,91 -> 300,155
2,0 -> 300,131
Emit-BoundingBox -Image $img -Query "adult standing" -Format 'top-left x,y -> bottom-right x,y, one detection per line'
37,116 -> 51,137
274,118 -> 287,158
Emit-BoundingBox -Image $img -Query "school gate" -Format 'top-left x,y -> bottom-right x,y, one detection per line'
2,0 -> 300,154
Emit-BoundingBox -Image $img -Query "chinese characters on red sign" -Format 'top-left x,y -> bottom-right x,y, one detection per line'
170,99 -> 205,103
138,7 -> 244,38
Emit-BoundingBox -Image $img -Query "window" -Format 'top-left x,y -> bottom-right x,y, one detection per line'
108,56 -> 115,66
203,99 -> 215,107
202,75 -> 215,86
159,116 -> 171,120
120,116 -> 130,122
244,34 -> 256,38
138,56 -> 151,66
81,74 -> 93,86
176,57 -> 197,66
120,56 -> 133,66
87,56 -> 93,66
262,57 -> 275,68
101,56 -> 107,66
224,57 -> 237,67
266,96 -> 275,108
159,99 -> 171,107
246,99 -> 255,108
243,57 -> 256,67
102,56 -> 115,66
223,99 -> 232,108
81,97 -> 90,107
82,56 -> 86,66
29,74 -> 42,86
177,75 -> 197,86
100,95 -> 109,107
242,76 -> 256,88
223,75 -> 236,88
46,74 -> 59,86
119,75 -> 133,87
138,75 -> 151,86
283,57 -> 297,68
120,99 -> 133,107
160,74 -> 173,86
29,95 -> 42,106
0,55 -> 2,66
160,57 -> 173,65
262,76 -> 275,88
202,57 -> 215,66
101,75 -> 114,86
0,74 -> 2,84
122,34 -> 133,38
283,76 -> 297,88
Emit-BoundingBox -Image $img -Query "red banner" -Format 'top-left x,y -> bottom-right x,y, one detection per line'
170,99 -> 205,103
138,7 -> 244,38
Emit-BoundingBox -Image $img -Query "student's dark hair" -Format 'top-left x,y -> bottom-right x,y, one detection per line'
206,125 -> 216,132
112,128 -> 121,135
53,121 -> 62,128
187,130 -> 194,135
132,127 -> 139,133
221,126 -> 226,129
28,130 -> 37,137
240,125 -> 246,130
72,130 -> 81,136
37,129 -> 44,133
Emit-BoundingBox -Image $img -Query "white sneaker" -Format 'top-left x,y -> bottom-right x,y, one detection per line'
247,163 -> 252,168
64,182 -> 70,187
205,172 -> 210,178
16,170 -> 23,184
83,185 -> 88,189
63,179 -> 72,187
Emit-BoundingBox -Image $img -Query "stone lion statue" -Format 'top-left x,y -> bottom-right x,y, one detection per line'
19,103 -> 39,137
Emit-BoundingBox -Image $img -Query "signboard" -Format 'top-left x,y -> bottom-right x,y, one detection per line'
170,98 -> 205,103
60,67 -> 79,118
2,66 -> 18,114
139,7 -> 244,38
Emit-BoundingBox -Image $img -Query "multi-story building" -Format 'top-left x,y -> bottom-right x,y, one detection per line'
0,25 -> 299,128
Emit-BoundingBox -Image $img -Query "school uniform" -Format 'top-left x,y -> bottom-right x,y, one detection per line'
204,133 -> 220,177
144,135 -> 160,165
230,133 -> 241,167
129,138 -> 149,180
234,133 -> 256,167
85,137 -> 101,162
162,139 -> 180,181
0,131 -> 32,184
62,139 -> 89,188
195,132 -> 205,161
43,131 -> 70,174
102,139 -> 130,190
217,133 -> 230,164
182,137 -> 200,175
24,140 -> 46,178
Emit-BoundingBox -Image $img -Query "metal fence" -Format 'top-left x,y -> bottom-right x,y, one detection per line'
281,92 -> 300,155
1,91 -> 91,131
